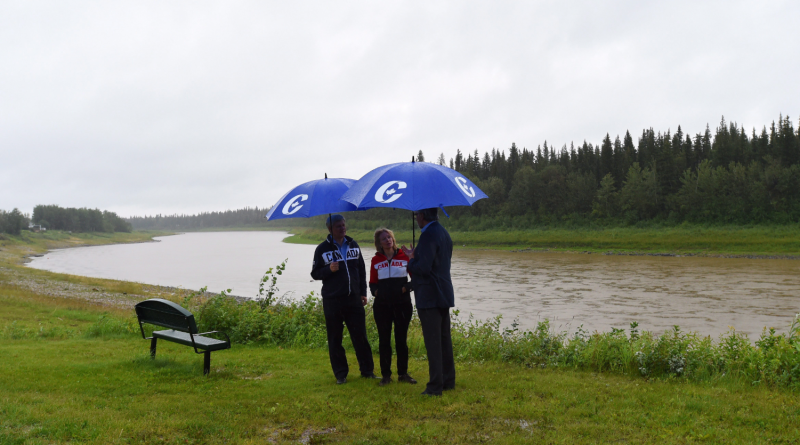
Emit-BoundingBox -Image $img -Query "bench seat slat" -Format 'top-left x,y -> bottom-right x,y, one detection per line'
153,330 -> 230,351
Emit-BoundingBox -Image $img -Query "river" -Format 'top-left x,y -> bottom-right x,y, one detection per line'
26,231 -> 800,338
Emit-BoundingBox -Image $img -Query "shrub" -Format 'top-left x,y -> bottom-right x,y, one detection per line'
175,262 -> 800,388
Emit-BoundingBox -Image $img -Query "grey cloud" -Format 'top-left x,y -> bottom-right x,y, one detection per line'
2,1 -> 798,216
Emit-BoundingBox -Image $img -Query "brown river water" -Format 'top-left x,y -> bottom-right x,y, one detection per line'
26,231 -> 800,338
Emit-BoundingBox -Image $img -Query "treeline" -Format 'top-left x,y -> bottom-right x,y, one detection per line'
0,209 -> 30,235
32,205 -> 132,233
443,114 -> 800,226
128,207 -> 271,231
127,114 -> 800,231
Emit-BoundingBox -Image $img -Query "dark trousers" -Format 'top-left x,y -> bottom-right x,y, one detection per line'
322,296 -> 374,379
417,307 -> 455,394
373,302 -> 413,377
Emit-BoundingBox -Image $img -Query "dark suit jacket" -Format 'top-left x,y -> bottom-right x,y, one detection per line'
407,221 -> 454,309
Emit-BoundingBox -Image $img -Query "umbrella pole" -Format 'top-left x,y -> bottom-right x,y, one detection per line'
411,210 -> 415,248
410,156 -> 415,249
326,173 -> 330,236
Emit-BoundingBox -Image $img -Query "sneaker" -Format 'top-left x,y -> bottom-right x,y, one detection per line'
398,374 -> 418,384
336,377 -> 347,385
378,376 -> 392,386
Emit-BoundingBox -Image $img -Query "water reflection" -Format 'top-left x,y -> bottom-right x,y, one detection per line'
27,232 -> 800,338
27,232 -> 320,300
452,250 -> 800,337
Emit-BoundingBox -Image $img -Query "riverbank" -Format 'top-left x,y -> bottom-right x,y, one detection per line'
0,231 -> 182,308
19,230 -> 800,337
0,230 -> 173,264
283,224 -> 800,257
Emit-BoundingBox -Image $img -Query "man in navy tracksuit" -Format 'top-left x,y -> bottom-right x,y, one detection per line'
403,207 -> 455,396
311,214 -> 377,384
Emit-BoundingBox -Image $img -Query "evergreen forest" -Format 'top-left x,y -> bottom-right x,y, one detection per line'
0,209 -> 30,236
128,114 -> 800,231
30,205 -> 132,233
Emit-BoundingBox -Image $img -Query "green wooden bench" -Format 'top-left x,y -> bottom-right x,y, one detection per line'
134,298 -> 230,375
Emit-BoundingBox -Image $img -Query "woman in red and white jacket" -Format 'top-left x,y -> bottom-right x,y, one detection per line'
369,227 -> 417,386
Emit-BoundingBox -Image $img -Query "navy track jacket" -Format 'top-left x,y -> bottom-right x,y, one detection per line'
310,235 -> 367,299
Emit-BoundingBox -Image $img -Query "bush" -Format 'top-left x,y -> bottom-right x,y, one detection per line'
182,263 -> 329,347
175,262 -> 800,388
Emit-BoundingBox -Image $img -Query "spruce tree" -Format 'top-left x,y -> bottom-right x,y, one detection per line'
592,173 -> 619,219
600,133 -> 614,180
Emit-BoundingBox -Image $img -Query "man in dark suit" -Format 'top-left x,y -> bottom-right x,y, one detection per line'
402,207 -> 455,396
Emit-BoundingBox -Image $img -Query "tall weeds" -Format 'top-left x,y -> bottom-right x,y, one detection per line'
179,262 -> 800,389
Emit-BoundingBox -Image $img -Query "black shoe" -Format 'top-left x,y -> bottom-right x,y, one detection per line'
378,376 -> 392,386
336,377 -> 347,385
398,374 -> 418,384
421,389 -> 442,396
361,373 -> 380,379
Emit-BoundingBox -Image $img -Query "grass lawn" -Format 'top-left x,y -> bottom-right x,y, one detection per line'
2,290 -> 800,444
3,229 -> 800,443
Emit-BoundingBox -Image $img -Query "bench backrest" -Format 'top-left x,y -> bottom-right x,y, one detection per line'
134,299 -> 198,334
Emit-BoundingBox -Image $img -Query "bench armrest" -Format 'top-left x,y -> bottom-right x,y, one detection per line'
138,321 -> 153,340
187,330 -> 231,354
196,330 -> 231,344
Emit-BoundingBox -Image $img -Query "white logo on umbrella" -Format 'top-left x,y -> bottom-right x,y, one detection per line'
282,194 -> 308,215
375,181 -> 407,204
455,177 -> 476,197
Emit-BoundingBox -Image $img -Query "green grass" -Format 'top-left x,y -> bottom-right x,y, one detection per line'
282,224 -> 800,256
2,229 -> 800,442
2,291 -> 800,444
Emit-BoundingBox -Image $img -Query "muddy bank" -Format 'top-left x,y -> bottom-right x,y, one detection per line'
20,237 -> 165,264
0,266 -> 241,309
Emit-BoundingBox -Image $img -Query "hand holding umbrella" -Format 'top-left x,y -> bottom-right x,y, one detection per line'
400,244 -> 414,259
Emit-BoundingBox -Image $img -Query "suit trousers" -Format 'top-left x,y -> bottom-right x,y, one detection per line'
417,307 -> 455,394
373,301 -> 413,377
322,296 -> 374,379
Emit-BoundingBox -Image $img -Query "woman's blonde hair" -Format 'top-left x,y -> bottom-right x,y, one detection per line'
373,227 -> 397,253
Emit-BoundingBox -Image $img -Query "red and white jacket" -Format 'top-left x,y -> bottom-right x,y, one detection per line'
369,250 -> 412,305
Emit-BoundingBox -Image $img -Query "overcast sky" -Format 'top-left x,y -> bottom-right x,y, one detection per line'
2,1 -> 798,217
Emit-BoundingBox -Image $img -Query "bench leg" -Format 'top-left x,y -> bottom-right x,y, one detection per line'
203,351 -> 211,375
150,337 -> 157,359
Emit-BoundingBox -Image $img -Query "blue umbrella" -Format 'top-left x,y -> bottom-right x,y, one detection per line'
340,158 -> 487,211
340,158 -> 487,244
265,174 -> 362,220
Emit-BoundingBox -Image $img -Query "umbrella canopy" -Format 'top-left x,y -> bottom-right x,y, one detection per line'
265,175 -> 362,220
340,160 -> 487,211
